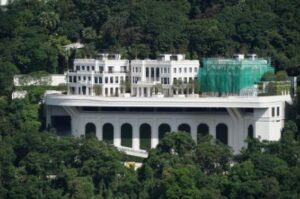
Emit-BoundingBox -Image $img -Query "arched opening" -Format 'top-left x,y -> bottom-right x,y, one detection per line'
140,123 -> 151,150
102,123 -> 114,144
248,125 -> 254,139
121,123 -> 132,147
159,123 -> 171,140
85,123 -> 96,139
178,123 -> 191,134
197,123 -> 209,142
216,123 -> 228,145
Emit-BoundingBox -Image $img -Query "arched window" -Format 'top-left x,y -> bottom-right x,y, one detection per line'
85,123 -> 96,139
216,123 -> 228,145
140,123 -> 151,150
248,125 -> 254,139
197,123 -> 209,142
159,123 -> 171,140
121,123 -> 132,147
103,123 -> 114,144
178,123 -> 191,134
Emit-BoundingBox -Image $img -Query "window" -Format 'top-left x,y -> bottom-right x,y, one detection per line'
73,76 -> 77,83
87,66 -> 90,71
146,68 -> 149,77
78,76 -> 81,81
99,66 -> 103,72
179,68 -> 182,73
194,67 -> 197,72
82,66 -> 85,70
76,65 -> 80,71
94,77 -> 98,83
216,123 -> 228,145
277,107 -> 280,116
92,66 -> 95,70
116,77 -> 119,83
99,77 -> 102,83
88,76 -> 91,81
83,76 -> 86,81
69,76 -> 72,83
164,68 -> 167,73
184,68 -> 187,73
272,107 -> 275,117
174,68 -> 177,73
189,67 -> 192,73
110,77 -> 113,83
105,77 -> 108,83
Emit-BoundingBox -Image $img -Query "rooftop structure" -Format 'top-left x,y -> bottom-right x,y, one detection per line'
199,54 -> 274,96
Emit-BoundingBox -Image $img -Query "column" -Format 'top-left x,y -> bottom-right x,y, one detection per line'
133,123 -> 140,150
147,87 -> 151,97
96,123 -> 102,140
141,86 -> 144,97
151,124 -> 159,148
114,124 -> 121,147
191,125 -> 197,143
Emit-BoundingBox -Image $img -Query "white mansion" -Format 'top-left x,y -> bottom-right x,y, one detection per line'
44,53 -> 292,157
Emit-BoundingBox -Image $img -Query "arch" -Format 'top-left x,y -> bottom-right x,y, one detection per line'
102,123 -> 114,144
121,123 -> 132,147
178,123 -> 191,134
159,123 -> 171,140
248,125 -> 254,139
140,123 -> 151,150
85,123 -> 96,139
216,123 -> 228,145
197,123 -> 209,142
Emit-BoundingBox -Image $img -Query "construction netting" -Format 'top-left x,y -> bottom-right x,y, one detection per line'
198,58 -> 274,95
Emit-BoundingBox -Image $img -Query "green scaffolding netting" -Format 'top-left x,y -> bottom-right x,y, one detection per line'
198,58 -> 274,95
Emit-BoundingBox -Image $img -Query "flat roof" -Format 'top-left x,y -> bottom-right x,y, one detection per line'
44,94 -> 292,108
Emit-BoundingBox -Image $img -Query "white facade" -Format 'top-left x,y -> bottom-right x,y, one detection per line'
14,74 -> 66,87
67,54 -> 199,98
44,94 -> 292,156
68,54 -> 129,97
44,54 -> 292,157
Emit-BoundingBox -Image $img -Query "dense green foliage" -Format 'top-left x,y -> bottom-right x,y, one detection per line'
0,0 -> 299,77
0,86 -> 300,198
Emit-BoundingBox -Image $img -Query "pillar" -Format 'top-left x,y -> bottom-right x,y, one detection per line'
133,123 -> 140,150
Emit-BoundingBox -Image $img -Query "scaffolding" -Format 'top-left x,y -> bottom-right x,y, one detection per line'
198,57 -> 274,96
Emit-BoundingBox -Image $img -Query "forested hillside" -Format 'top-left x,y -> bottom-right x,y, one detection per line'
0,0 -> 299,76
1,0 -> 300,198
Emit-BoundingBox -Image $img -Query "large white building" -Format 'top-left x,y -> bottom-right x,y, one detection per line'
44,54 -> 292,157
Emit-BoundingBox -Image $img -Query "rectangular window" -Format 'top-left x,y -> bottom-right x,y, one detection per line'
88,76 -> 91,81
189,67 -> 192,73
179,68 -> 182,73
116,77 -> 119,83
164,68 -> 167,73
76,65 -> 80,71
277,107 -> 280,116
184,68 -> 187,73
82,66 -> 85,70
174,68 -> 177,73
146,68 -> 149,77
194,67 -> 197,72
94,77 -> 98,83
92,66 -> 95,70
110,77 -> 113,83
78,76 -> 81,81
87,66 -> 90,71
99,77 -> 102,83
83,76 -> 86,81
272,107 -> 275,117
105,77 -> 108,83
73,76 -> 77,83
